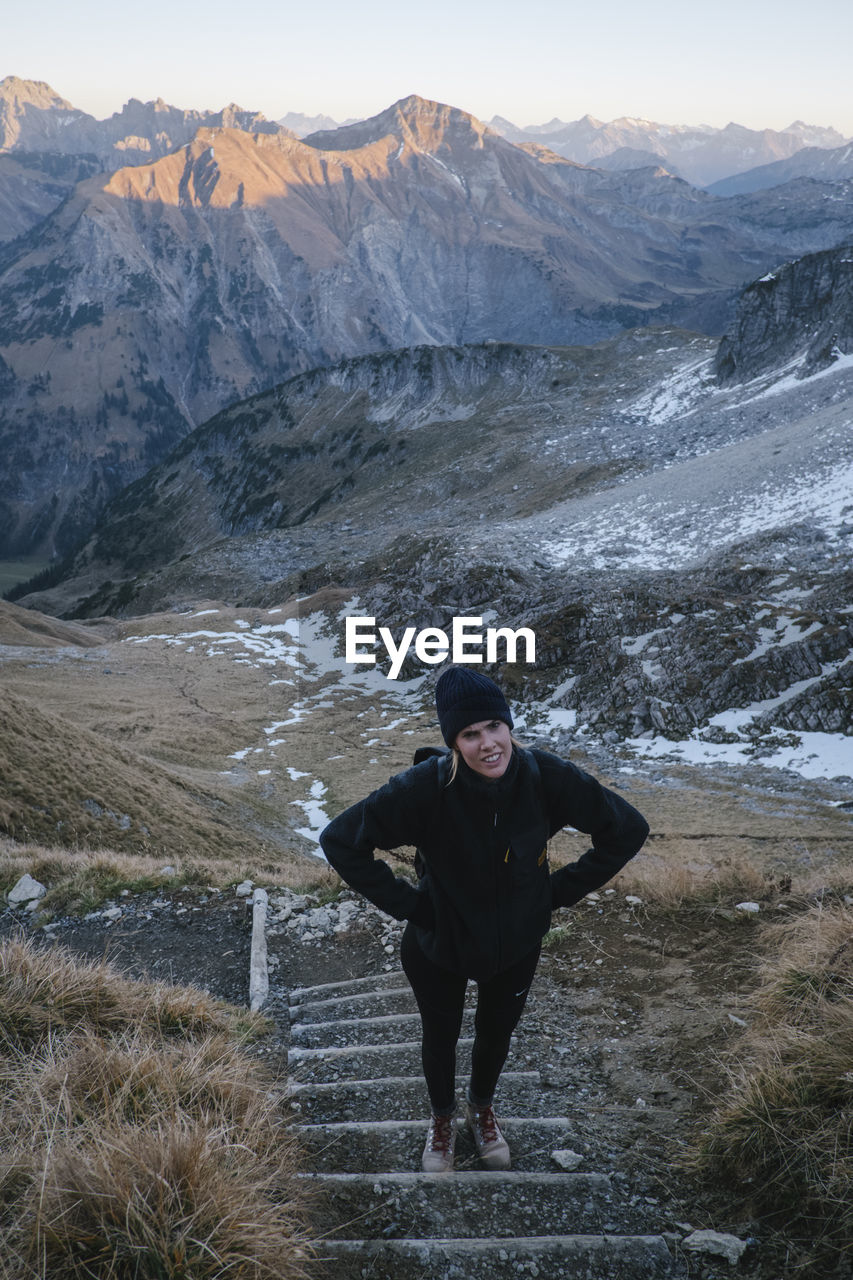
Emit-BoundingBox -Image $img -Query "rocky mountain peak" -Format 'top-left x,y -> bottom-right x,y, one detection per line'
785,119 -> 847,145
0,79 -> 281,165
573,113 -> 605,133
0,75 -> 73,112
0,76 -> 86,150
535,115 -> 576,131
304,94 -> 493,155
488,113 -> 519,133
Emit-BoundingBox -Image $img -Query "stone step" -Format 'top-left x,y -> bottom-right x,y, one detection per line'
287,1071 -> 541,1124
288,1038 -> 459,1083
289,985 -> 420,1023
289,969 -> 408,1003
290,1008 -> 475,1048
315,1233 -> 684,1279
287,1036 -> 533,1082
294,1116 -> 581,1174
301,1170 -> 639,1240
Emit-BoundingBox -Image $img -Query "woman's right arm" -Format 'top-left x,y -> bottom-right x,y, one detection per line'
319,768 -> 436,927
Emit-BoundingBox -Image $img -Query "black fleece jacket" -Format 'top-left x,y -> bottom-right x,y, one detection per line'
320,746 -> 649,980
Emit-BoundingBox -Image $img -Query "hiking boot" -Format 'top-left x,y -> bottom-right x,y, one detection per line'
466,1102 -> 511,1170
421,1112 -> 456,1172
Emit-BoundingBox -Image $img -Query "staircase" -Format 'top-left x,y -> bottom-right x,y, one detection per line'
286,968 -> 687,1279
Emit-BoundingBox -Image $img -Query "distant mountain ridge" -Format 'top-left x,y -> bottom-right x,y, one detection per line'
278,110 -> 359,138
0,75 -> 284,164
488,113 -> 848,188
709,141 -> 853,196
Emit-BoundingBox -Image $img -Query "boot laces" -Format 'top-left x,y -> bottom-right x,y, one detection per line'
474,1105 -> 499,1144
428,1113 -> 454,1155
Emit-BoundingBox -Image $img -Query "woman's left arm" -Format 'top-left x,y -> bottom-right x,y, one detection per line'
535,751 -> 650,910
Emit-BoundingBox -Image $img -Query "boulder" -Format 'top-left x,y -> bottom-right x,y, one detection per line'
683,1229 -> 748,1264
7,874 -> 47,907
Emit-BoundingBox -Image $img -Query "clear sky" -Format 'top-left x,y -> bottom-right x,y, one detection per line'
5,0 -> 853,136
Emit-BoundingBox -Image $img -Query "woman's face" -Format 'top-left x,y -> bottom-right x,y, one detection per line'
454,718 -> 512,779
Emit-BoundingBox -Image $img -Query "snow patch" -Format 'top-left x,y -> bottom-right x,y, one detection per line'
626,650 -> 853,781
733,617 -> 823,665
628,728 -> 853,781
290,777 -> 331,844
543,437 -> 853,572
627,355 -> 714,425
738,350 -> 853,407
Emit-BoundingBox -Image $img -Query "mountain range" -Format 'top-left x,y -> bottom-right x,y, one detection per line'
0,76 -> 287,245
1,76 -> 847,244
20,240 -> 852,605
2,73 -> 850,774
0,76 -> 281,166
17,241 -> 852,755
3,81 -> 853,562
486,115 -> 848,188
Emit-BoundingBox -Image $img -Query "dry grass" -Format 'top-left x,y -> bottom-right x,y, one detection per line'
753,904 -> 853,1025
601,844 -> 853,914
20,1120 -> 311,1280
0,839 -> 335,919
691,903 -> 853,1259
0,690 -> 312,874
1,1032 -> 280,1147
0,937 -> 262,1052
0,938 -> 314,1280
612,850 -> 773,910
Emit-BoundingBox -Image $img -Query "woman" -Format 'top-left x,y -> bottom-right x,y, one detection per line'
319,665 -> 649,1173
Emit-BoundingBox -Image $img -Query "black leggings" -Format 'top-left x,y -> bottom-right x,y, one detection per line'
400,923 -> 541,1116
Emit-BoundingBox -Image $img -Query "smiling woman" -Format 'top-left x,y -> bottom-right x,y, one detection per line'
455,718 -> 512,778
320,664 -> 650,1175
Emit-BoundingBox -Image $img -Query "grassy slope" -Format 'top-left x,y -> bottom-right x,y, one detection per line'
0,937 -> 313,1280
0,688 -> 308,879
691,904 -> 853,1265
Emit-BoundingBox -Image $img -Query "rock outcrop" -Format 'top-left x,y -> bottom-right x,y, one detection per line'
715,244 -> 853,383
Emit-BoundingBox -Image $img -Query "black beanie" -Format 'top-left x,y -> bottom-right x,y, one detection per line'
435,666 -> 513,747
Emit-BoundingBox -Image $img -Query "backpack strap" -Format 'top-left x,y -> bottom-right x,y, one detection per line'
412,746 -> 450,877
521,748 -> 549,865
413,745 -> 449,766
522,747 -> 545,811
